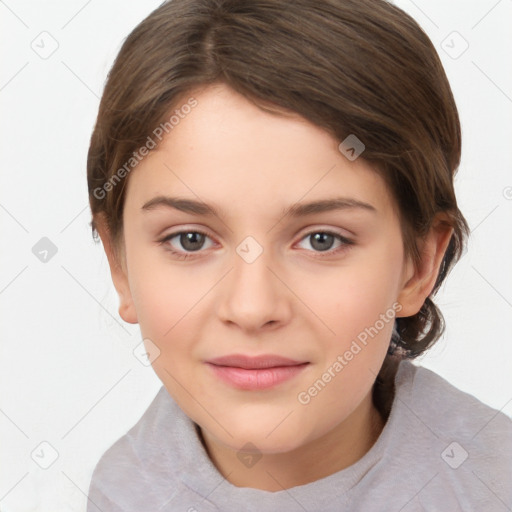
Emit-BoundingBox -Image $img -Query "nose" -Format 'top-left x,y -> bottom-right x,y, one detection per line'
216,244 -> 292,333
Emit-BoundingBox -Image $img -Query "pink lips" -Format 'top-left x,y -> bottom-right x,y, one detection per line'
205,354 -> 309,390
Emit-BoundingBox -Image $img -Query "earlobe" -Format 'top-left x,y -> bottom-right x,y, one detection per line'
118,299 -> 138,325
94,214 -> 138,325
397,216 -> 453,318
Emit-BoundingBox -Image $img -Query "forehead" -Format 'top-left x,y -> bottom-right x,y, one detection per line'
124,84 -> 397,224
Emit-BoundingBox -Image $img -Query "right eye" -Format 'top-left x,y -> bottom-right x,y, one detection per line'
159,229 -> 216,259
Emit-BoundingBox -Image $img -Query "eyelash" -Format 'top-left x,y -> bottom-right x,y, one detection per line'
158,229 -> 355,261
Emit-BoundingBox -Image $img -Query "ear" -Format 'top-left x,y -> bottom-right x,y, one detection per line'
94,214 -> 138,324
397,214 -> 454,317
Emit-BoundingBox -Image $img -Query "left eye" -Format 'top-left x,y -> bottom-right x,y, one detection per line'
296,231 -> 353,254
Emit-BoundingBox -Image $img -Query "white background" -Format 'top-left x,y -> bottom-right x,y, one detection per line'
1,0 -> 511,510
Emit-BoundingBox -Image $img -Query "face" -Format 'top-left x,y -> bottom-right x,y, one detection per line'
109,83 -> 417,455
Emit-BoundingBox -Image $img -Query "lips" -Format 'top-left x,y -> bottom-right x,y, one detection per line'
206,354 -> 308,369
205,354 -> 309,390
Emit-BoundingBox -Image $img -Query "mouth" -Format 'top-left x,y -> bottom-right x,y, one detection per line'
205,354 -> 310,390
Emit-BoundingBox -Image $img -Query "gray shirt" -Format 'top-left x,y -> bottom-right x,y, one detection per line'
86,360 -> 512,511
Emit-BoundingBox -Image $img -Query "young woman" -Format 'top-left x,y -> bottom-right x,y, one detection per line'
86,0 -> 512,510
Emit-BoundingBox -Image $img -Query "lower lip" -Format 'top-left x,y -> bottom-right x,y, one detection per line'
206,363 -> 309,390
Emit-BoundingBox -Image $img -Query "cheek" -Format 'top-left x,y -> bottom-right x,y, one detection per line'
124,242 -> 192,340
323,249 -> 403,333
300,261 -> 400,426
133,277 -> 197,342
309,243 -> 403,400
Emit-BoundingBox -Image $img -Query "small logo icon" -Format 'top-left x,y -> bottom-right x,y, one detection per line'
441,31 -> 469,60
237,442 -> 262,468
338,134 -> 365,161
236,236 -> 263,264
441,441 -> 468,469
31,441 -> 59,469
32,237 -> 58,263
30,31 -> 59,60
133,338 -> 161,366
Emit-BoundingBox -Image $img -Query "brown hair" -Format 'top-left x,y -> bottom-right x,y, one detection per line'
87,0 -> 469,363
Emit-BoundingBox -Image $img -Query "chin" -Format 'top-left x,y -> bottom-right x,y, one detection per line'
203,417 -> 311,455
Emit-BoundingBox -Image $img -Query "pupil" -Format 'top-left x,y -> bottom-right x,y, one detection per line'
311,233 -> 334,251
181,232 -> 204,251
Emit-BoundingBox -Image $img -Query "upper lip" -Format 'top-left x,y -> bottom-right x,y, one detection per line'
206,354 -> 308,369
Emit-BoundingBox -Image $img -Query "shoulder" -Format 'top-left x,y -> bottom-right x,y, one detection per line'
391,360 -> 512,507
86,386 -> 182,511
397,360 -> 512,443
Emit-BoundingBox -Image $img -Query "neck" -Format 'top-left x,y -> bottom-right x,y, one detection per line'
198,386 -> 390,491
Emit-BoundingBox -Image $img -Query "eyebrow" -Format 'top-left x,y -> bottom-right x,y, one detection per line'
141,195 -> 377,217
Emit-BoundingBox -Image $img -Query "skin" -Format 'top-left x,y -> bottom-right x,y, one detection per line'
95,83 -> 453,491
